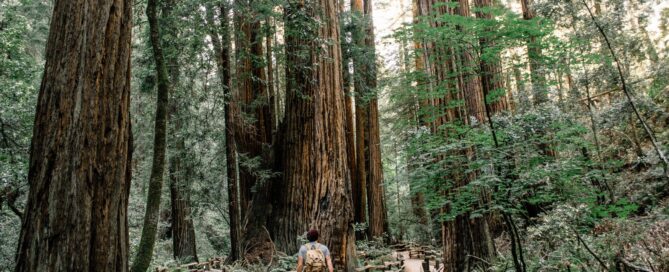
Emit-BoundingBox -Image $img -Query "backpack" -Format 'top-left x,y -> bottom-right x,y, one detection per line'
303,243 -> 326,272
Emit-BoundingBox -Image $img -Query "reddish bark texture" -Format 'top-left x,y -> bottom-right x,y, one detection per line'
15,0 -> 133,270
272,1 -> 356,271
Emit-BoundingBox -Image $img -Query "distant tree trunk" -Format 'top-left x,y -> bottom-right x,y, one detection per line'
564,57 -> 580,108
266,16 -> 278,135
351,0 -> 369,239
168,119 -> 198,263
512,55 -> 530,112
404,0 -> 429,238
341,0 -> 360,231
521,0 -> 557,158
272,1 -> 356,271
15,0 -> 133,270
361,0 -> 389,239
207,1 -> 242,261
161,0 -> 198,262
520,0 -> 548,106
351,0 -> 388,239
410,0 -> 430,232
132,0 -> 171,270
455,0 -> 485,122
474,0 -> 508,113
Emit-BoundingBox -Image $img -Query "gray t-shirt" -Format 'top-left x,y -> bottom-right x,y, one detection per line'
298,242 -> 330,258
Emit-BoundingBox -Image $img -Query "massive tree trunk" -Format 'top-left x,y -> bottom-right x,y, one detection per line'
15,0 -> 133,270
272,0 -> 356,270
206,1 -> 242,261
453,1 -> 496,270
132,0 -> 171,270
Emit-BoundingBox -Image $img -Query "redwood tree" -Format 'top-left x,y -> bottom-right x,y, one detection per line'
234,0 -> 273,218
163,0 -> 198,262
410,0 -> 430,234
271,0 -> 356,270
351,0 -> 389,239
351,0 -> 368,238
206,1 -> 242,261
412,0 -> 495,270
15,0 -> 133,270
474,0 -> 509,113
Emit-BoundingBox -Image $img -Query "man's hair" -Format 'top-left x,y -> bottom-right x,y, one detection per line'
307,229 -> 319,242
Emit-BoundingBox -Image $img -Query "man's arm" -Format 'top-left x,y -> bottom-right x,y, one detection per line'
326,255 -> 334,272
296,256 -> 303,272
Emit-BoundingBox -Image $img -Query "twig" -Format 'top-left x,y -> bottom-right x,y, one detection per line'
571,227 -> 609,271
466,254 -> 492,266
616,255 -> 652,272
578,89 -> 618,103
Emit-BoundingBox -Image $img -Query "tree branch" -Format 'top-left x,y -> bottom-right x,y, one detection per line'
571,226 -> 609,271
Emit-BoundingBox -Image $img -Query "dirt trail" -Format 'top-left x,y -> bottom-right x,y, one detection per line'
393,251 -> 438,272
403,258 -> 425,272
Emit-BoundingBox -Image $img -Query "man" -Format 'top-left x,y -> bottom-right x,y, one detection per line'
297,229 -> 334,272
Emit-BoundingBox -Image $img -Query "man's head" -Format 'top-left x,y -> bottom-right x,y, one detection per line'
307,229 -> 319,242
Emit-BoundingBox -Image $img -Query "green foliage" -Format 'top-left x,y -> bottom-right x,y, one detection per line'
590,198 -> 639,219
1,0 -> 668,270
0,0 -> 51,269
383,0 -> 669,270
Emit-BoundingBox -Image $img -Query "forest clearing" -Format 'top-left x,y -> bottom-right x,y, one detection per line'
1,0 -> 669,271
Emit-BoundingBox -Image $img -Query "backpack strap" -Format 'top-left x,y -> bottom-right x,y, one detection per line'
305,242 -> 319,250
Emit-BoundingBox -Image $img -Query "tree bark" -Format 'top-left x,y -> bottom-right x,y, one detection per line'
411,1 -> 495,270
361,0 -> 389,240
272,1 -> 356,270
168,121 -> 198,263
234,0 -> 272,219
132,0 -> 171,270
351,0 -> 369,238
341,0 -> 360,232
455,0 -> 485,122
15,0 -> 133,270
206,1 -> 242,261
